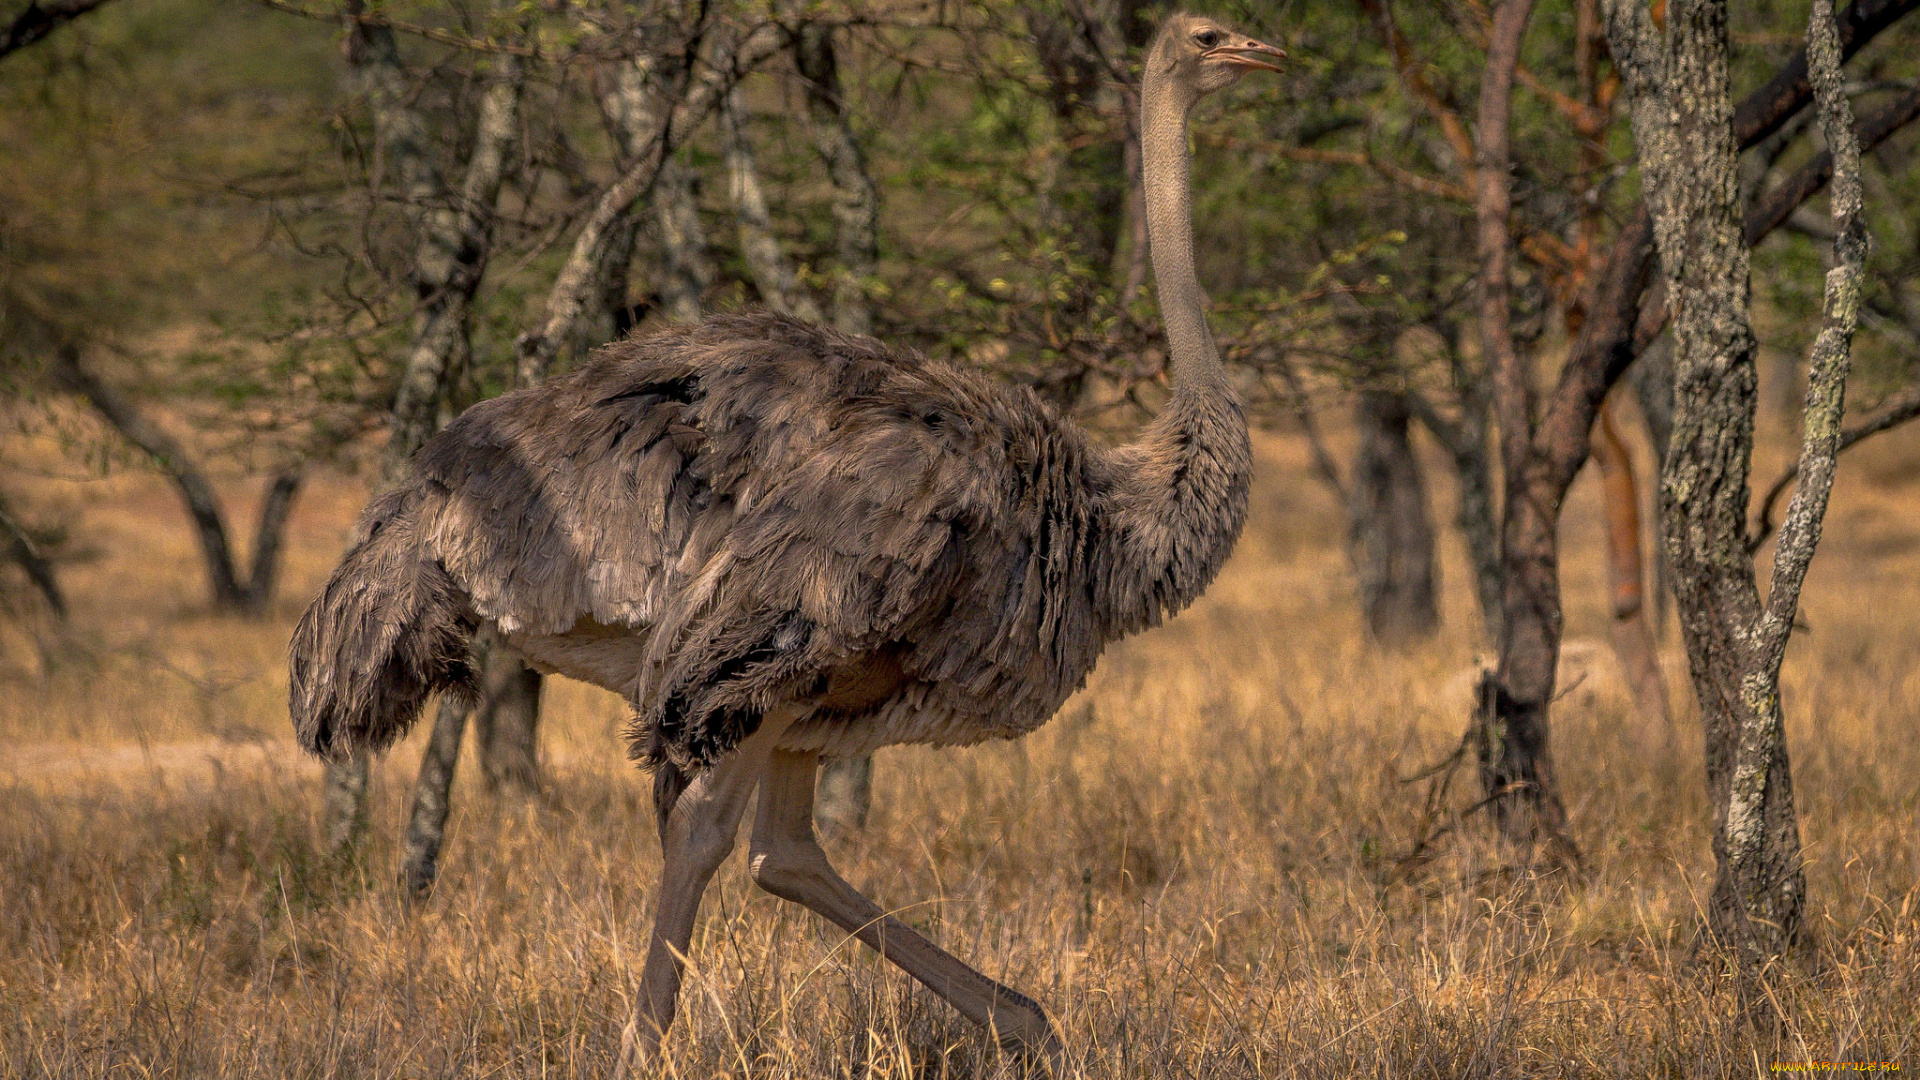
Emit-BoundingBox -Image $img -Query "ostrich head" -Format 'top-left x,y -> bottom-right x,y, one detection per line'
1148,13 -> 1286,101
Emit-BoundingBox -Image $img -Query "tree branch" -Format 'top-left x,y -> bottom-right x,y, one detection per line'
514,20 -> 786,384
0,0 -> 115,61
1731,0 -> 1920,146
1477,0 -> 1536,492
1750,382 -> 1918,550
1359,0 -> 1479,167
49,347 -> 246,609
1745,81 -> 1920,246
0,491 -> 66,618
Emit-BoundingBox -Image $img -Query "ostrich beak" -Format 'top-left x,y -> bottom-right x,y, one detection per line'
1207,37 -> 1286,73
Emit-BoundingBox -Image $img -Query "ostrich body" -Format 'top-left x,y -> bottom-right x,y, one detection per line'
289,14 -> 1281,1071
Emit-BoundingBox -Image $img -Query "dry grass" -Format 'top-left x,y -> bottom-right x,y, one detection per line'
3,420 -> 1918,1078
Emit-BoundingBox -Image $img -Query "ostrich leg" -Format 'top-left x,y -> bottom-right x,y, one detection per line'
749,749 -> 1067,1071
614,709 -> 798,1077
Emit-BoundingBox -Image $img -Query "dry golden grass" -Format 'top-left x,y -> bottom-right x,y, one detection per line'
2,420 -> 1918,1078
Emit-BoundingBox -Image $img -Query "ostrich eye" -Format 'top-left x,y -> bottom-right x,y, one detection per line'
1194,29 -> 1221,48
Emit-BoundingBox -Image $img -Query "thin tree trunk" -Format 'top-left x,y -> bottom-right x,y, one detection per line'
795,22 -> 878,336
402,693 -> 470,900
246,468 -> 303,611
1350,390 -> 1439,644
472,646 -> 545,798
652,153 -> 712,324
815,754 -> 873,838
1605,0 -> 1867,961
1628,340 -> 1675,634
391,56 -> 526,888
384,53 -> 524,481
334,0 -> 445,860
1471,0 -> 1571,846
722,86 -> 825,322
323,751 -> 371,858
1592,399 -> 1670,730
1410,378 -> 1504,642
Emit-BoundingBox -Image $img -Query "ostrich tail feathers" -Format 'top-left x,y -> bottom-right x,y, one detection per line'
288,489 -> 477,761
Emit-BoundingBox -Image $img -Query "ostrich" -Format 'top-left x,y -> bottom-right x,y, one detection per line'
289,13 -> 1281,1072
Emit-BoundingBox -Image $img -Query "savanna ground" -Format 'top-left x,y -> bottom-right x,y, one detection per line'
3,410 -> 1918,1078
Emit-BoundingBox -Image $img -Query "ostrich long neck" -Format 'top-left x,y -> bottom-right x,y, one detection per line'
1091,58 -> 1252,636
1141,67 -> 1224,396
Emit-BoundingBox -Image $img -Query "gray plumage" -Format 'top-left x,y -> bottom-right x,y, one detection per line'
290,10 -> 1262,792
291,312 -> 1249,770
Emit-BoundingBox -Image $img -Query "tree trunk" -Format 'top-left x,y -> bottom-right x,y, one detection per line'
1592,399 -> 1670,730
389,56 -> 527,883
323,751 -> 371,859
652,154 -> 713,325
723,86 -> 825,322
1470,0 -> 1573,845
1410,373 -> 1504,642
1350,390 -> 1439,644
815,754 -> 873,839
402,693 -> 469,901
795,22 -> 880,336
384,52 -> 523,481
472,647 -> 545,799
1604,0 -> 1868,961
1628,341 -> 1675,634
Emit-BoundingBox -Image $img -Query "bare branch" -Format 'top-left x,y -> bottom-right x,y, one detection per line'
1751,381 -> 1920,550
1731,0 -> 1920,146
515,20 -> 787,384
1,0 -> 115,60
1746,82 -> 1920,246
0,491 -> 66,619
